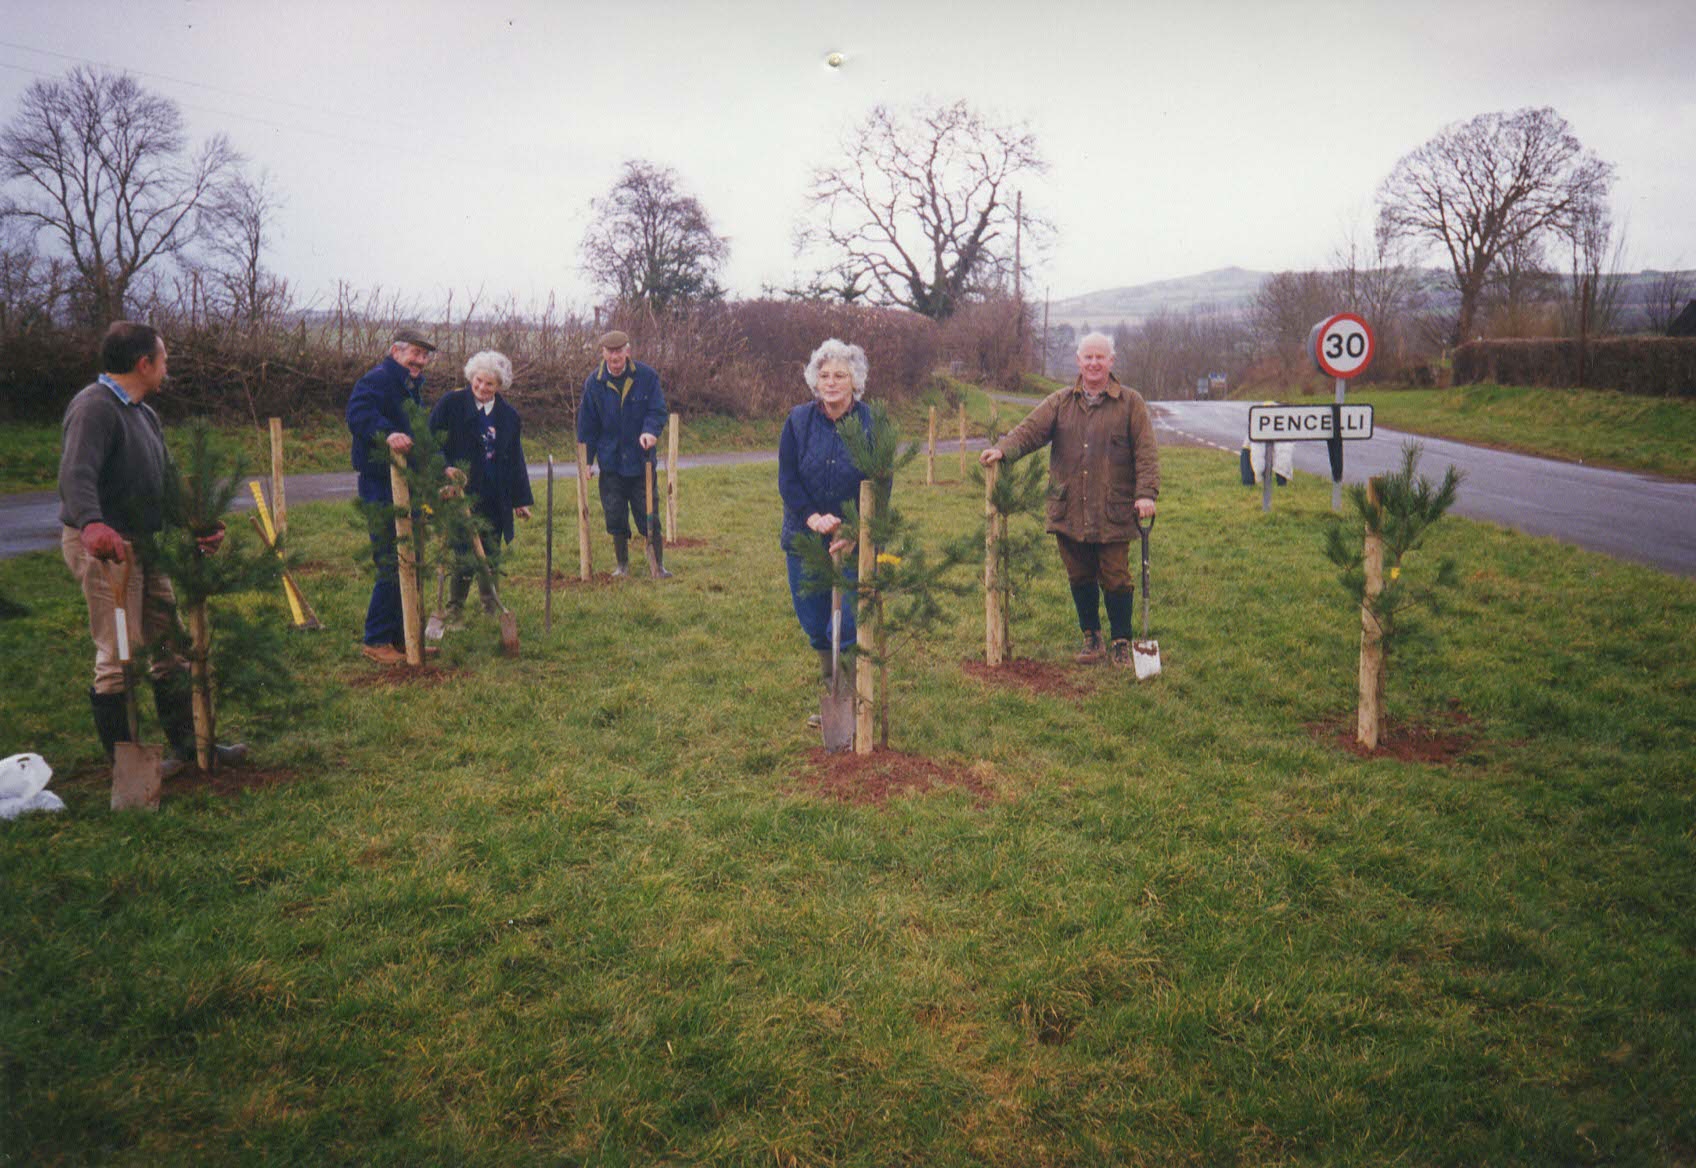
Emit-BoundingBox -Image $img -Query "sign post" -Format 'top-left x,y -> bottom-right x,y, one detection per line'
1244,403 -> 1375,512
1305,313 -> 1375,511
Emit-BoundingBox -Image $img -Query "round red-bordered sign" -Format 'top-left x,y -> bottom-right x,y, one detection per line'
1310,313 -> 1374,379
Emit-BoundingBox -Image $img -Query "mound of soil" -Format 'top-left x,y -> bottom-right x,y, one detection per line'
1307,702 -> 1480,764
960,657 -> 1095,696
792,747 -> 997,808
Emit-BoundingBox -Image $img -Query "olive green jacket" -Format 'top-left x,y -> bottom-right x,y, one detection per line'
992,377 -> 1161,543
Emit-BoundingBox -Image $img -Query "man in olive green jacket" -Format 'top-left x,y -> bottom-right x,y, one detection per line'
981,332 -> 1160,667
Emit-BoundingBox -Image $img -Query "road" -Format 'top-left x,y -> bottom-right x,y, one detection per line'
1148,399 -> 1696,577
6,408 -> 1694,577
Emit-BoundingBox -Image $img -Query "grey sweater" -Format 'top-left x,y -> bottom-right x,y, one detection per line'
57,381 -> 170,536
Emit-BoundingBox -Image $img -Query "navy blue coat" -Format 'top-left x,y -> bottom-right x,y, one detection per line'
346,355 -> 425,502
428,389 -> 535,544
777,399 -> 872,552
576,359 -> 667,478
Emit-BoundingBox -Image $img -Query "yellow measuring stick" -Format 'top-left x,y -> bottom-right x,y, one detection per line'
249,480 -> 311,627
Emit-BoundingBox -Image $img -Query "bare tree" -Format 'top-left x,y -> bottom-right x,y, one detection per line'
202,169 -> 289,328
1481,232 -> 1559,337
803,100 -> 1045,321
1332,219 -> 1427,368
1554,198 -> 1629,339
1249,270 -> 1337,380
0,67 -> 242,325
1643,267 -> 1695,335
0,221 -> 69,336
1376,107 -> 1613,345
580,160 -> 729,310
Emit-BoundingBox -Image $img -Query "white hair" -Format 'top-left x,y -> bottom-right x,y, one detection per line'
803,338 -> 868,399
463,349 -> 513,390
1077,331 -> 1116,358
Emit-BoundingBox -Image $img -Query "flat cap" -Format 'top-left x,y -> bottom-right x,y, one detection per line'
391,327 -> 438,352
597,330 -> 630,350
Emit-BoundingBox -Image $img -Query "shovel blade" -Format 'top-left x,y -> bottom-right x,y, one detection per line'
111,742 -> 163,811
1132,640 -> 1162,681
498,611 -> 520,657
820,678 -> 855,752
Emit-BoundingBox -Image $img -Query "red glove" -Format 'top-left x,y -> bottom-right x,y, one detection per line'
80,522 -> 126,561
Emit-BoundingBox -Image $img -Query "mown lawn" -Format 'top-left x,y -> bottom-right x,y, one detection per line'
1344,383 -> 1696,481
1,447 -> 1691,1165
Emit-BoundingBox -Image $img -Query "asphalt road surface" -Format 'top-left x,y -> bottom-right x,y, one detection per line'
1149,399 -> 1696,577
6,411 -> 1693,577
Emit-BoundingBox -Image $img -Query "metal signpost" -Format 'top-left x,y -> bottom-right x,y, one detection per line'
1304,313 -> 1376,510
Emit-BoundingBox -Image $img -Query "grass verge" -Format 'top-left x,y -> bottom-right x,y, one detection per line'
1332,383 -> 1696,481
1,448 -> 1692,1164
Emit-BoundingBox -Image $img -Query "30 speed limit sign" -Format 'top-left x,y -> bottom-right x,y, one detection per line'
1308,313 -> 1374,379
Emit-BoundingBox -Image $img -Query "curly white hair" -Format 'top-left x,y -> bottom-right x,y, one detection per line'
463,349 -> 513,390
802,338 -> 868,400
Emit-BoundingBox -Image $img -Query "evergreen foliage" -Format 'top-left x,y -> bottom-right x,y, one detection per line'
952,452 -> 1050,661
131,419 -> 297,719
354,400 -> 495,594
1324,441 -> 1463,680
793,401 -> 969,745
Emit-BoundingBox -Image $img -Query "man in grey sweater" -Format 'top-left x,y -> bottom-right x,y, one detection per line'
59,321 -> 246,774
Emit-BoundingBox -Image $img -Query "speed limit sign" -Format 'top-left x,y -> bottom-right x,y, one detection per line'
1308,313 -> 1374,379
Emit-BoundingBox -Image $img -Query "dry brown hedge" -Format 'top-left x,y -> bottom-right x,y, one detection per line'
1453,337 -> 1696,397
1,300 -> 946,425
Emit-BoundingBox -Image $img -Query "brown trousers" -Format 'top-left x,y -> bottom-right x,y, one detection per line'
1055,534 -> 1134,592
61,526 -> 186,695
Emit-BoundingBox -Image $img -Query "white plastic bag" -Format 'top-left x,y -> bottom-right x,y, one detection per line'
0,753 -> 64,820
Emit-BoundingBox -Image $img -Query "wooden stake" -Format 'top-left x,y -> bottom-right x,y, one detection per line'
666,413 -> 680,543
544,455 -> 554,634
926,407 -> 937,486
1357,478 -> 1385,749
855,479 -> 876,755
268,417 -> 287,540
575,442 -> 593,582
187,602 -> 214,771
958,402 -> 968,478
390,463 -> 423,666
984,461 -> 1005,666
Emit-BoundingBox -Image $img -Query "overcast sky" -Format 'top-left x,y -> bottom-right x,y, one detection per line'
3,0 -> 1693,315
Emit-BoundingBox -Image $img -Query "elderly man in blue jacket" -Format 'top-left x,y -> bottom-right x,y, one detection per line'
576,330 -> 671,578
347,327 -> 436,663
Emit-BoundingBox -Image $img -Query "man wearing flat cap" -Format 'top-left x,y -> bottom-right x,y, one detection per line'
347,328 -> 437,663
576,330 -> 671,577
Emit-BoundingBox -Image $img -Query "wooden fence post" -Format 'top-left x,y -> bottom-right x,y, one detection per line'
958,402 -> 967,479
268,417 -> 287,540
666,413 -> 680,543
575,442 -> 594,582
984,462 -> 1006,666
855,479 -> 876,755
926,406 -> 937,486
1357,478 -> 1385,749
187,603 -> 214,771
390,463 -> 423,666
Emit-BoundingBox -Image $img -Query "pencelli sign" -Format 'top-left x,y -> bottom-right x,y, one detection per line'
1307,313 -> 1375,379
1248,403 -> 1374,442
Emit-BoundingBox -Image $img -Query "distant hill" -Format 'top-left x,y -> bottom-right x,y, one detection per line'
1047,266 -> 1695,333
1048,267 -> 1271,329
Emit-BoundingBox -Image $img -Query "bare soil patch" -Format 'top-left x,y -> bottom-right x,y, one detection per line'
791,747 -> 998,808
53,760 -> 309,800
1307,701 -> 1481,764
960,657 -> 1095,696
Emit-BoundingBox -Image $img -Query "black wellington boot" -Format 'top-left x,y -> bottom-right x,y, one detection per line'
153,675 -> 249,768
89,687 -> 130,761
